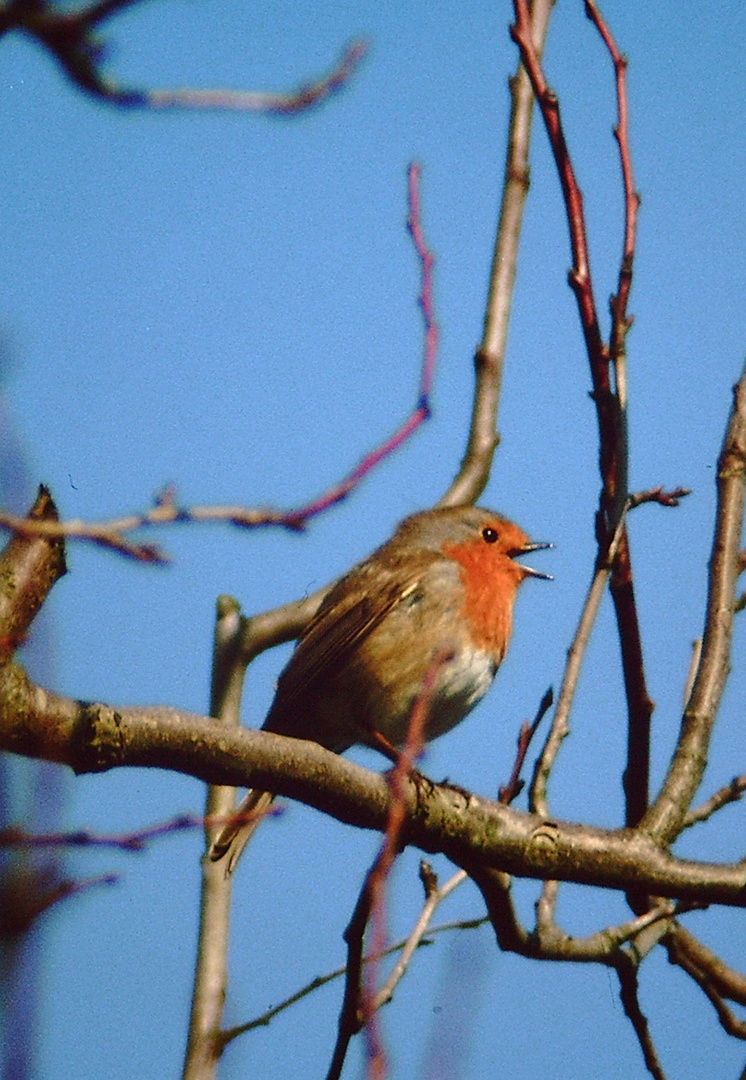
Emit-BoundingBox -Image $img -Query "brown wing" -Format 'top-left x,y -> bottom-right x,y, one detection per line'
264,553 -> 436,740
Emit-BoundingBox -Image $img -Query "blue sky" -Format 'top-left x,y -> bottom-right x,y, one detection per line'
2,2 -> 746,1078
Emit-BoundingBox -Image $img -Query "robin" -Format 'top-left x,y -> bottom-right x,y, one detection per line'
210,504 -> 551,872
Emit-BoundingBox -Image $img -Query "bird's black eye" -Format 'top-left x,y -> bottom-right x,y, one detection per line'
482,526 -> 499,544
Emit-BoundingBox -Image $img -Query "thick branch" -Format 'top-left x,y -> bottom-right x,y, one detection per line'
3,690 -> 746,907
0,485 -> 66,653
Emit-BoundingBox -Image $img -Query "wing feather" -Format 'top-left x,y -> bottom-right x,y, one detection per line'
264,555 -> 435,738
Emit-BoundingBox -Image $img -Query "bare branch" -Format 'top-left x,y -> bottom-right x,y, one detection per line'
372,864 -> 467,1011
510,2 -> 656,833
664,924 -> 746,1039
147,41 -> 368,113
0,485 -> 67,654
0,168 -> 435,561
0,868 -> 117,935
287,163 -> 435,527
510,0 -> 608,435
683,776 -> 746,829
628,485 -> 691,509
665,923 -> 746,1006
0,815 -> 202,852
498,686 -> 553,805
7,679 -> 746,905
2,1 -> 366,111
442,0 -> 554,507
183,596 -> 247,1080
530,511 -> 627,816
584,0 -> 639,369
327,650 -> 448,1080
642,364 -> 746,842
614,955 -> 668,1080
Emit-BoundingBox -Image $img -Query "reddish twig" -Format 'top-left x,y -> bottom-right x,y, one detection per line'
579,2 -> 656,834
326,649 -> 449,1080
498,686 -> 553,805
584,0 -> 639,364
287,162 -> 435,527
511,1 -> 657,833
510,2 -> 609,423
0,166 -> 435,559
628,486 -> 691,509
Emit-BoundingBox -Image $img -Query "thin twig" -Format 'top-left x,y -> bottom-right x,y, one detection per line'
0,808 -> 281,853
0,167 -> 435,560
510,0 -> 608,423
530,510 -> 627,816
372,865 -> 467,1012
222,906 -> 489,1044
628,486 -> 691,509
288,163 -> 436,527
614,955 -> 668,1080
498,687 -> 553,805
371,688 -> 553,1013
682,776 -> 746,829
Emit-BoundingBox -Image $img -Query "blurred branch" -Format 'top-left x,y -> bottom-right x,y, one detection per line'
0,815 -> 206,851
371,862 -> 466,1012
147,41 -> 368,113
359,688 -> 553,1025
0,0 -> 366,111
0,869 -> 117,935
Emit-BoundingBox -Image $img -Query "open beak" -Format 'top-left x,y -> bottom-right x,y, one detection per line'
516,541 -> 553,580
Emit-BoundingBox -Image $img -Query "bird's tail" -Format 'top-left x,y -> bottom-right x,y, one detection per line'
209,789 -> 275,875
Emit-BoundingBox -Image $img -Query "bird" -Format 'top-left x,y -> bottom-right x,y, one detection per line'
210,504 -> 551,873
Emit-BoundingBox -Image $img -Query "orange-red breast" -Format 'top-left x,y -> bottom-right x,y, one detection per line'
210,505 -> 550,871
